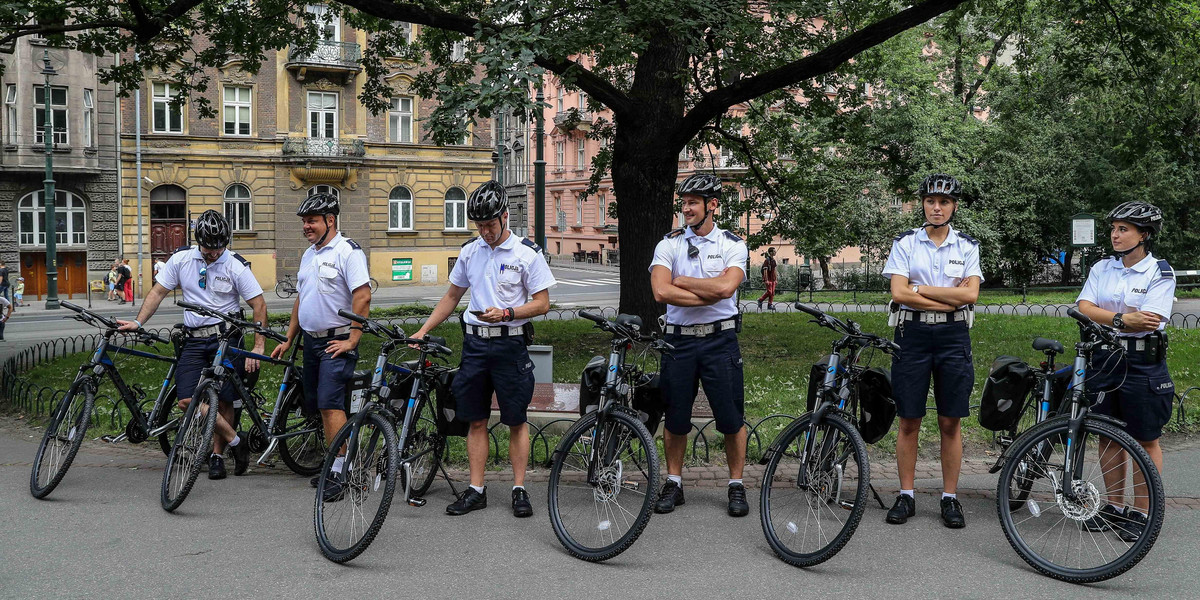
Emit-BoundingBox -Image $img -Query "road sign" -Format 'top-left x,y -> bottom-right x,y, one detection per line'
1071,213 -> 1096,247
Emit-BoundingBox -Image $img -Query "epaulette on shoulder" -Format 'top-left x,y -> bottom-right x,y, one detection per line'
723,230 -> 743,242
229,251 -> 251,267
1157,259 -> 1175,279
520,237 -> 543,253
344,238 -> 362,251
893,229 -> 917,242
958,232 -> 979,245
461,236 -> 479,248
174,245 -> 192,254
664,228 -> 685,239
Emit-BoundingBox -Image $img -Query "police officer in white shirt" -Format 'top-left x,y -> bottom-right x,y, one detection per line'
881,174 -> 981,529
118,210 -> 266,479
1076,201 -> 1175,543
649,173 -> 751,517
270,192 -> 371,501
411,181 -> 556,518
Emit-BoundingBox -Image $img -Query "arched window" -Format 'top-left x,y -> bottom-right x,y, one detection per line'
224,184 -> 252,231
388,186 -> 413,231
308,185 -> 339,199
18,190 -> 86,246
444,187 -> 466,231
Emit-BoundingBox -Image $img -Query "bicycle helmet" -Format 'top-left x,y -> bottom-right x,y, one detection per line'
917,173 -> 961,200
467,180 -> 508,222
193,210 -> 232,249
677,173 -> 723,199
296,192 -> 340,217
1107,201 -> 1164,235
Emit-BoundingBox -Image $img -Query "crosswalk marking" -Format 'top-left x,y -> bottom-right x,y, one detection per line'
556,278 -> 620,287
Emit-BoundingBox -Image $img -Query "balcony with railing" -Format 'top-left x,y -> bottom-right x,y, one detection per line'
282,138 -> 365,184
285,40 -> 362,81
552,109 -> 594,134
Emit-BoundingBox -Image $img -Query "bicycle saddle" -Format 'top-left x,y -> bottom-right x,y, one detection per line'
1032,337 -> 1064,354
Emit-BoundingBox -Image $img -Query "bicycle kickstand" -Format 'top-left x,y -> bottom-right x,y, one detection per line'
869,483 -> 887,510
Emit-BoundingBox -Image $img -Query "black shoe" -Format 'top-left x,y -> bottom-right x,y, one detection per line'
940,496 -> 966,528
757,299 -> 763,310
1082,504 -> 1124,532
321,471 -> 347,503
231,433 -> 250,476
654,480 -> 685,514
886,494 -> 915,524
1117,510 -> 1148,543
727,483 -> 749,517
512,488 -> 533,518
446,487 -> 487,515
208,455 -> 227,480
768,304 -> 776,311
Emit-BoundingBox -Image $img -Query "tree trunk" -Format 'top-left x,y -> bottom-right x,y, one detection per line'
818,256 -> 832,289
1060,247 -> 1075,285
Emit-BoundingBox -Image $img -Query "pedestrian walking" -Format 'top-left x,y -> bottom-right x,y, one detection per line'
0,293 -> 12,341
13,278 -> 24,307
757,247 -> 778,310
0,260 -> 10,301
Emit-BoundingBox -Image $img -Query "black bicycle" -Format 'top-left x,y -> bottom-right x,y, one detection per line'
313,310 -> 455,563
758,303 -> 899,567
996,308 -> 1165,583
30,301 -> 184,499
277,274 -> 377,298
547,311 -> 668,562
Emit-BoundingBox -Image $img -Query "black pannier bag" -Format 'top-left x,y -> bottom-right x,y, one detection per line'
805,355 -> 834,413
980,356 -> 1033,431
856,367 -> 896,444
433,367 -> 469,437
579,355 -> 662,434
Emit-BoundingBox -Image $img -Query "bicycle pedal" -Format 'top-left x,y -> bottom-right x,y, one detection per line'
407,497 -> 427,507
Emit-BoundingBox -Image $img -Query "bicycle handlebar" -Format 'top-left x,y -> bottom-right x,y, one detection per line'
1066,306 -> 1123,349
794,302 -> 899,355
336,309 -> 452,356
177,301 -> 286,342
577,309 -> 673,351
63,300 -> 172,345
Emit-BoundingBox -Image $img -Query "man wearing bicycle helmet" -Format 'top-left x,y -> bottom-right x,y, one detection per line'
650,172 -> 751,517
1075,201 -> 1175,543
118,209 -> 266,480
270,191 -> 371,501
410,180 -> 555,518
882,173 -> 981,529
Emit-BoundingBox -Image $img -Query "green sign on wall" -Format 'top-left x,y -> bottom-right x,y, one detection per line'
392,258 -> 413,281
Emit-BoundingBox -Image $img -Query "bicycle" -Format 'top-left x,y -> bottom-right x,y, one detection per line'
30,301 -> 185,499
758,303 -> 900,567
369,277 -> 379,293
275,274 -> 297,299
313,309 -> 456,563
160,301 -> 317,512
547,311 -> 668,562
995,307 -> 1164,583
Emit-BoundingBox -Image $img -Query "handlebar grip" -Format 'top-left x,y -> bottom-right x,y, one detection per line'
178,301 -> 204,312
578,310 -> 607,324
794,303 -> 822,317
264,329 -> 287,343
61,301 -> 84,313
659,340 -> 675,352
337,309 -> 368,324
888,340 -> 901,353
150,332 -> 171,345
1066,306 -> 1092,326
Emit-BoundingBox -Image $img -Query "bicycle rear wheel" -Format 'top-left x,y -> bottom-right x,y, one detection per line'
153,386 -> 183,457
276,384 -> 326,476
401,393 -> 443,498
274,281 -> 293,299
760,412 -> 869,567
30,378 -> 96,499
547,408 -> 660,562
161,386 -> 218,512
997,418 -> 1165,583
314,411 -> 398,563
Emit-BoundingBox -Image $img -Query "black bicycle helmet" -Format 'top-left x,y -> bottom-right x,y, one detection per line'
467,180 -> 508,221
296,192 -> 340,217
193,210 -> 231,249
1107,201 -> 1164,235
917,173 -> 962,200
677,173 -> 723,199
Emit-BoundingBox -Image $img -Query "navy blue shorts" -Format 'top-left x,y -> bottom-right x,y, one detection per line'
1087,350 -> 1174,442
301,332 -> 356,412
890,320 -> 973,419
660,329 -> 745,436
451,334 -> 534,426
175,336 -> 242,405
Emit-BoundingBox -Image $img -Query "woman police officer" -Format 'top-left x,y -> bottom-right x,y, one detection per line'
1075,201 -> 1175,542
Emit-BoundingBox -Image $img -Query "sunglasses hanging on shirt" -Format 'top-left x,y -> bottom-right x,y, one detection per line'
198,267 -> 208,290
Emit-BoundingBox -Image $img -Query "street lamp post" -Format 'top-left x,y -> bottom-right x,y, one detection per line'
534,83 -> 546,250
41,49 -> 60,310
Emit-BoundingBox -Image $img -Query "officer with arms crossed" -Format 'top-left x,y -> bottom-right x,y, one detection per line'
1076,201 -> 1175,542
882,173 -> 981,528
411,181 -> 556,518
118,210 -> 266,479
650,173 -> 751,517
270,193 -> 371,501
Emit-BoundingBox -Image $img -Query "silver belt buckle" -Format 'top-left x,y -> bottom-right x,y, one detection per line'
920,312 -> 936,325
477,326 -> 491,339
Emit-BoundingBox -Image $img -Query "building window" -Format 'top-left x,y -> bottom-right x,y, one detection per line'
306,4 -> 339,40
576,196 -> 583,225
511,145 -> 525,183
444,187 -> 466,230
34,85 -> 68,145
82,89 -> 95,148
450,40 -> 466,61
152,82 -> 182,133
223,86 -> 251,136
599,194 -> 607,225
555,141 -> 564,169
556,87 -> 564,113
5,85 -> 17,145
576,141 -> 585,170
398,22 -> 413,43
890,197 -> 902,210
18,190 -> 86,246
224,184 -> 252,231
308,185 -> 339,199
388,97 -> 412,143
307,91 -> 337,138
388,186 -> 414,231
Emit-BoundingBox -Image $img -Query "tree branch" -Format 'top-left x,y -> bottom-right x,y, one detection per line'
962,31 -> 1010,108
0,21 -> 135,47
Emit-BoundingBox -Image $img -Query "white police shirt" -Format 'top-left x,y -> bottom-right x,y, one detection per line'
156,248 -> 264,328
649,224 -> 748,325
450,231 -> 556,327
883,225 -> 983,310
1078,253 -> 1175,337
297,233 -> 371,333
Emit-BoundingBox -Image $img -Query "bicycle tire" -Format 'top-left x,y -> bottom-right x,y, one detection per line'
760,412 -> 869,567
153,386 -> 183,457
547,408 -> 660,562
314,411 -> 398,563
368,278 -> 379,293
402,393 -> 442,497
161,385 -> 219,512
276,384 -> 327,476
274,280 -> 294,299
30,378 -> 96,499
997,417 -> 1165,583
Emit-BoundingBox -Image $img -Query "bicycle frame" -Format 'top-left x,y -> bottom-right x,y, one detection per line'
78,330 -> 180,442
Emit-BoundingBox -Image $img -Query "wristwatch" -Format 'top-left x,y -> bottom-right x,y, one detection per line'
1112,313 -> 1125,329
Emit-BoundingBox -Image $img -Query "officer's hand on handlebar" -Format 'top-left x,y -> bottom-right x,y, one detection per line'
115,319 -> 140,332
270,339 -> 291,360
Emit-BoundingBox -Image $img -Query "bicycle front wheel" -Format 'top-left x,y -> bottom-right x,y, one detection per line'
161,386 -> 218,512
997,417 -> 1165,583
314,411 -> 398,563
276,384 -> 326,476
30,378 -> 96,499
547,408 -> 660,562
760,412 -> 869,567
274,281 -> 292,299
